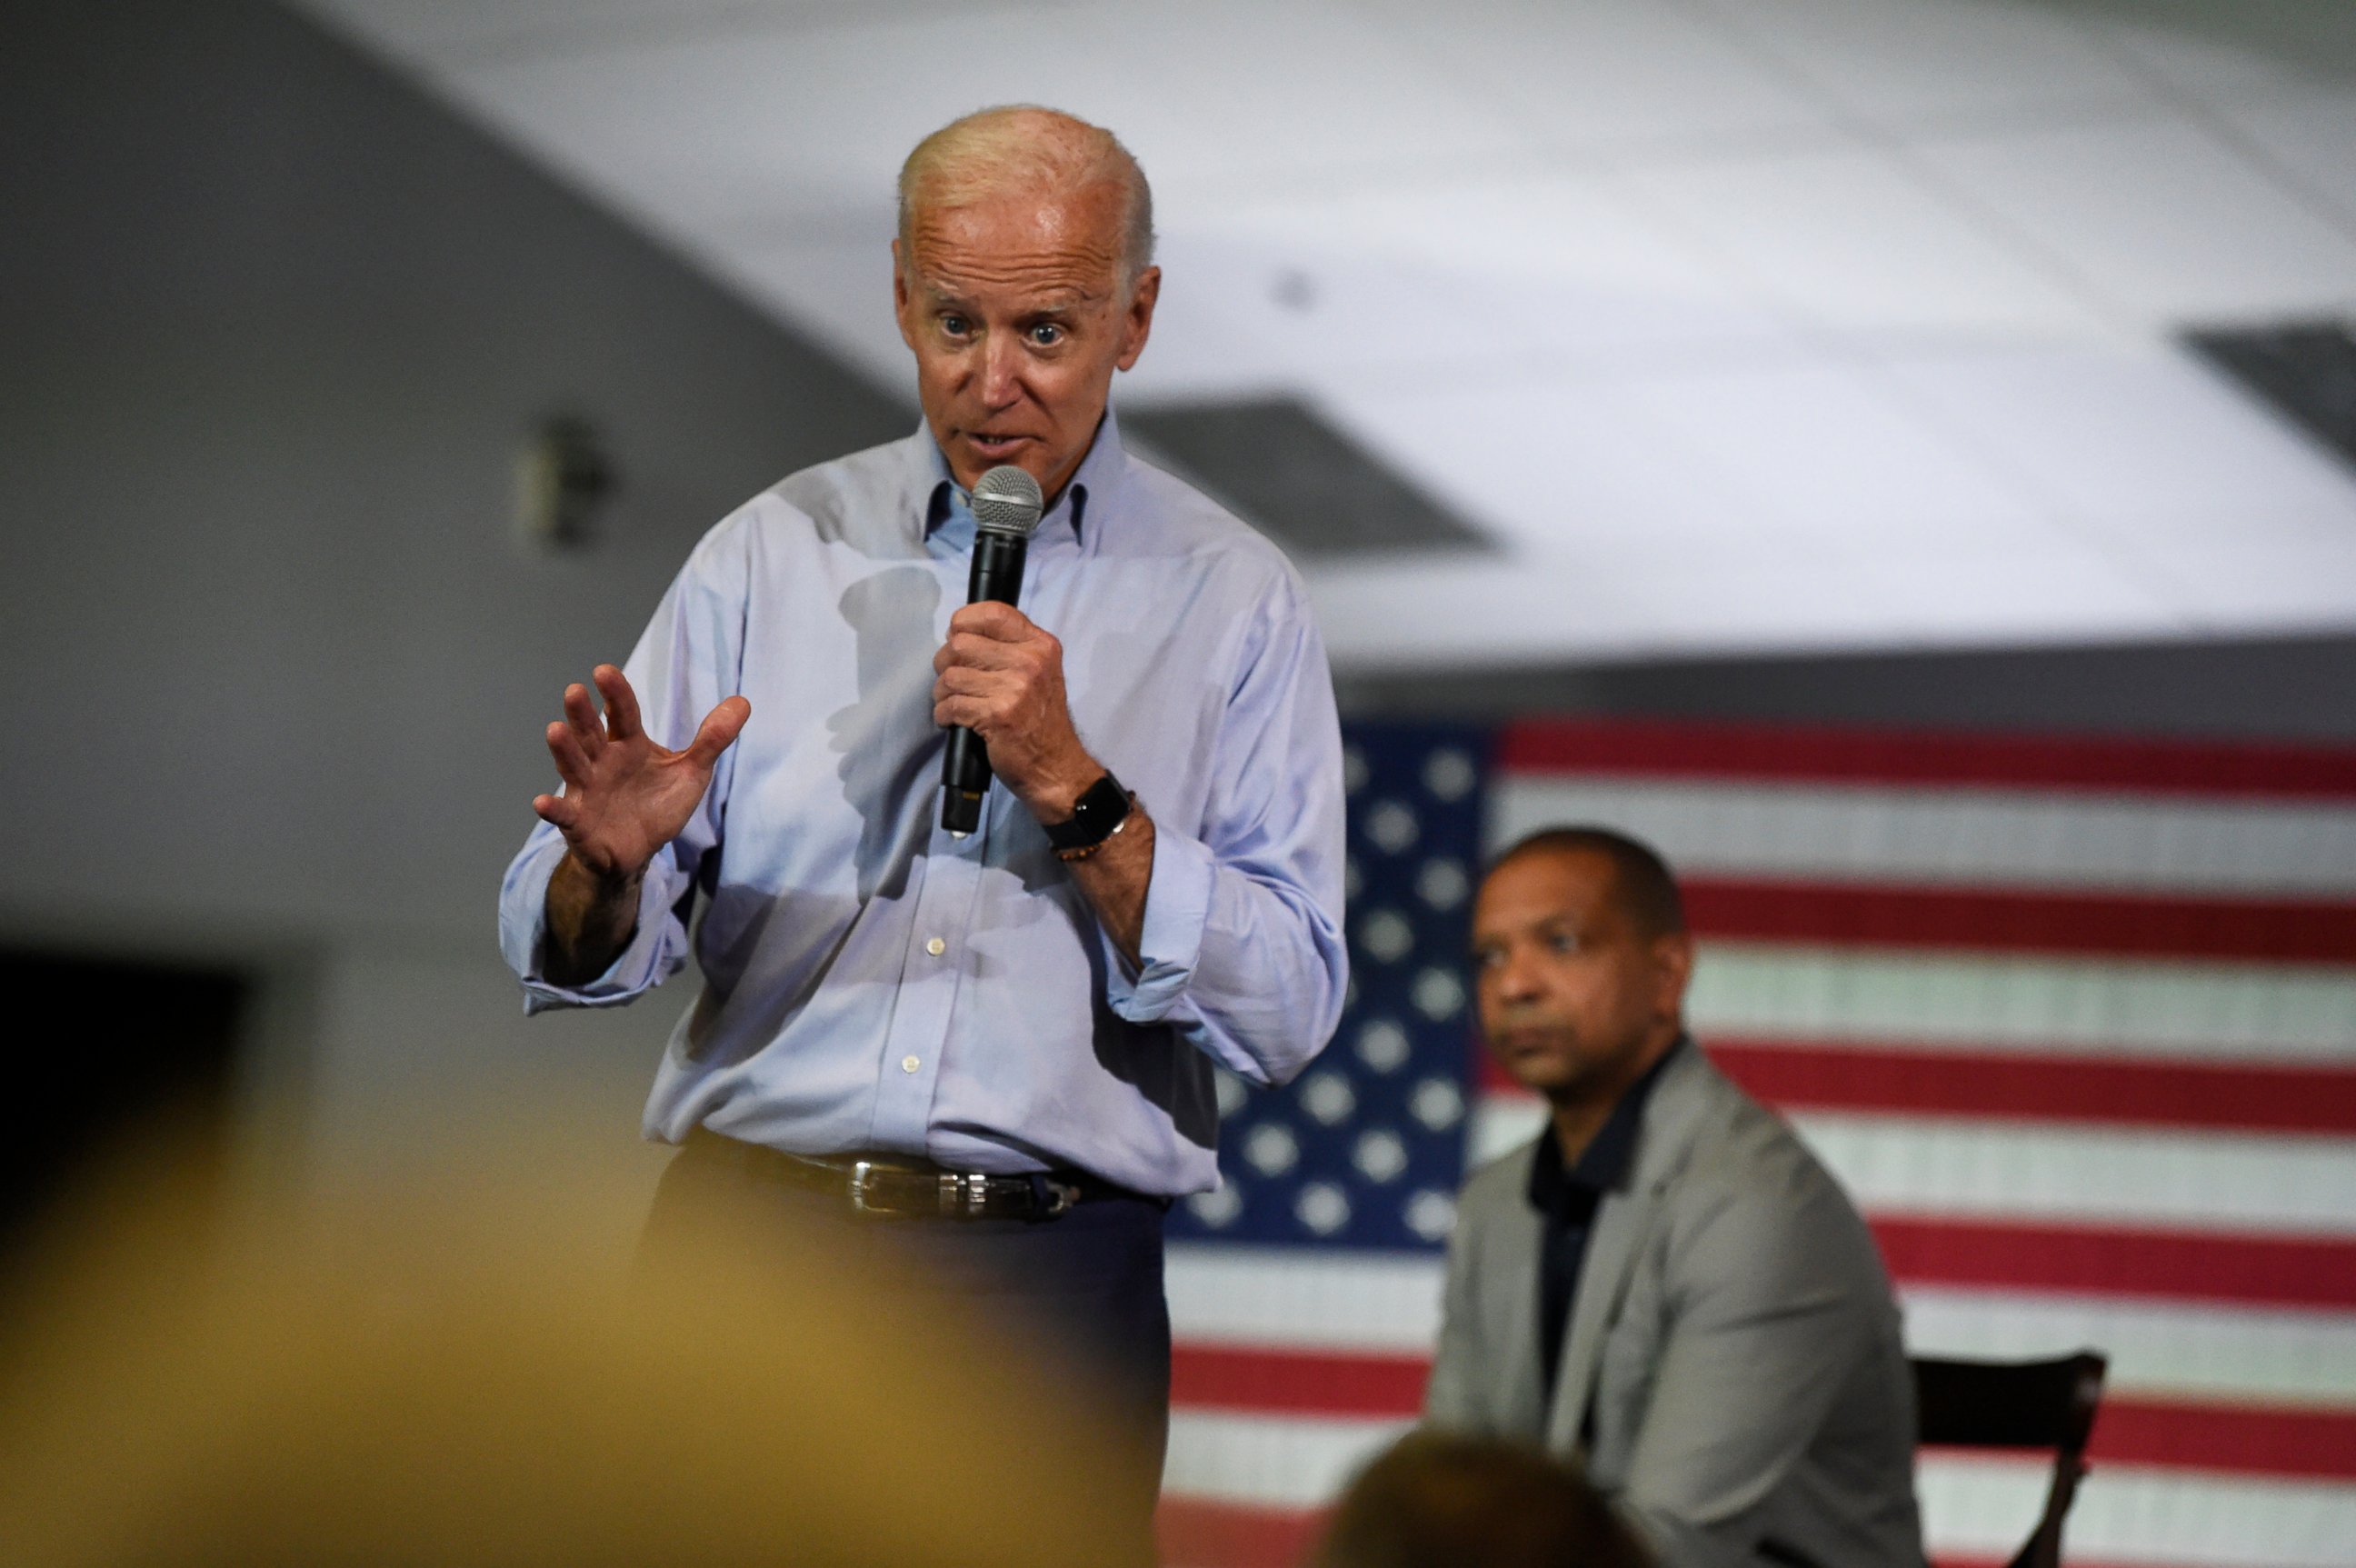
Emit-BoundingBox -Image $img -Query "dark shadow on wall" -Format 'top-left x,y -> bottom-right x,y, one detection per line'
2042,0 -> 2356,88
0,950 -> 249,1265
1337,632 -> 2356,743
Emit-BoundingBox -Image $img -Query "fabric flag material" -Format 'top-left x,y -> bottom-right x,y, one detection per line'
1158,719 -> 2356,1568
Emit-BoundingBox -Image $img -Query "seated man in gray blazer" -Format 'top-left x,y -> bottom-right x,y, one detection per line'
1424,827 -> 1924,1568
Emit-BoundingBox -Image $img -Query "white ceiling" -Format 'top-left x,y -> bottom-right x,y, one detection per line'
294,0 -> 2356,670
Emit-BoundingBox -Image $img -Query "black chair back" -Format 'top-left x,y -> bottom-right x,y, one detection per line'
1912,1352 -> 2107,1568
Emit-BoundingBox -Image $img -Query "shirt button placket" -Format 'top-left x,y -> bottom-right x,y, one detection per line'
870,807 -> 989,1151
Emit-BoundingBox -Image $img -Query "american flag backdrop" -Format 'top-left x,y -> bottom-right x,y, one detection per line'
1155,719 -> 2356,1568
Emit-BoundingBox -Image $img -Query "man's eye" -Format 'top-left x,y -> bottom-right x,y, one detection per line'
1472,946 -> 1502,970
1547,931 -> 1578,954
940,315 -> 970,337
1028,323 -> 1064,346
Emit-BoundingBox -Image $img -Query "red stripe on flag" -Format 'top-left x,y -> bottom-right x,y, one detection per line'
1173,1343 -> 1428,1419
1173,1347 -> 2356,1482
2091,1398 -> 2356,1483
1703,1041 -> 2356,1136
1929,1395 -> 2356,1483
1157,1496 -> 1323,1568
1871,1218 -> 2356,1311
1678,877 -> 2356,963
1496,719 -> 2356,799
1477,1044 -> 2356,1135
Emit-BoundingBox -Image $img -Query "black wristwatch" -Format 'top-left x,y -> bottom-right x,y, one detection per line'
1045,772 -> 1134,862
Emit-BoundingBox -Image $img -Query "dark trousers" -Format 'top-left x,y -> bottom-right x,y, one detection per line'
640,1140 -> 1172,1565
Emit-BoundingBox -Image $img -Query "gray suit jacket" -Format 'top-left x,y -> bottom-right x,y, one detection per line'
1424,1044 -> 1925,1568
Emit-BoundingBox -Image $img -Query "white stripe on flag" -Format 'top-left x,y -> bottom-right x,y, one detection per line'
1919,1456 -> 2356,1568
1900,1286 -> 2356,1409
1168,1245 -> 1443,1352
1466,1100 -> 2356,1234
1795,1114 -> 2356,1235
1688,946 -> 2356,1063
1490,777 -> 2356,896
1164,1410 -> 1405,1510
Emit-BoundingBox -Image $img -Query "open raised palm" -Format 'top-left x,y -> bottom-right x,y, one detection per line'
533,664 -> 750,879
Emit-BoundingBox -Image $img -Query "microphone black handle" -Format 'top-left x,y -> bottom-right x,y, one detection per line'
940,530 -> 1031,834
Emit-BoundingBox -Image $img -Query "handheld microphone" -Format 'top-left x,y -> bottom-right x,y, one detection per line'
941,464 -> 1045,837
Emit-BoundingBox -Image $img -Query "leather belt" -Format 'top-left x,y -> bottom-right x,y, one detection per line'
684,1129 -> 1120,1222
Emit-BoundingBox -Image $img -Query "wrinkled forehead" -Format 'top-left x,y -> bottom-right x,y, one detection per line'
904,183 -> 1129,279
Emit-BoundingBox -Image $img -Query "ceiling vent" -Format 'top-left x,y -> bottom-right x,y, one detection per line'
1123,397 -> 1495,562
2183,318 -> 2356,474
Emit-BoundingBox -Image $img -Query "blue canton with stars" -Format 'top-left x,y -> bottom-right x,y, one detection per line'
1169,721 -> 1492,1252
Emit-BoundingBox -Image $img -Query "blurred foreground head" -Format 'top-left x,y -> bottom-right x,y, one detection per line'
0,1140 -> 1123,1567
1312,1431 -> 1653,1568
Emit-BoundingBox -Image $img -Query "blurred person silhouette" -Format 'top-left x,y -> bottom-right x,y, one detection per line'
0,1134 -> 1125,1568
1426,828 -> 1922,1568
497,103 -> 1347,1563
1311,1431 -> 1653,1568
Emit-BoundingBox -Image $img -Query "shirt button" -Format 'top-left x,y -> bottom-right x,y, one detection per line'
901,1054 -> 921,1074
925,937 -> 946,957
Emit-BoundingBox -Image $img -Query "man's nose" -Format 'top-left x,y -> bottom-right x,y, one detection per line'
978,334 -> 1023,407
1491,947 -> 1543,1003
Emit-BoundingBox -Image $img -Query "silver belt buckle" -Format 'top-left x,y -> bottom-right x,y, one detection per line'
847,1158 -> 975,1218
848,1158 -> 889,1217
939,1171 -> 992,1217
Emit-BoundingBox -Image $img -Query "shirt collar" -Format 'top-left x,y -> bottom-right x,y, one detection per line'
910,407 -> 1127,550
1527,1034 -> 1690,1218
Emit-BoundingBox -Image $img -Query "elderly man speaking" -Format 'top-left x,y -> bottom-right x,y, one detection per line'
497,107 -> 1348,1548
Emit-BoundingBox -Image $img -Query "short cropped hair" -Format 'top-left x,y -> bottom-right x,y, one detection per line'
1312,1431 -> 1654,1568
897,105 -> 1156,288
1488,825 -> 1687,940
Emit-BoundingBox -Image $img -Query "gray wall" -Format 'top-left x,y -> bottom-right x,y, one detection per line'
0,0 -> 907,1195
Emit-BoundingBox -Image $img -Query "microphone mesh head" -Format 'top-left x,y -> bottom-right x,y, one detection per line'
972,464 -> 1045,537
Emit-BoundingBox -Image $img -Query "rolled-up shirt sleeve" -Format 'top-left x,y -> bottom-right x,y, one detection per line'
495,519 -> 751,1014
498,831 -> 697,1012
1104,574 -> 1348,1087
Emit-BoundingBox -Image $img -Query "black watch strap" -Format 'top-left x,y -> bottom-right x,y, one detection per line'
1045,772 -> 1132,853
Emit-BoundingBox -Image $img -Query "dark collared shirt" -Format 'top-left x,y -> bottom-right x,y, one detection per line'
1527,1037 -> 1688,1409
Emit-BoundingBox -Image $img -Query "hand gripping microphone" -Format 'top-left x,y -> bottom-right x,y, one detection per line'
940,464 -> 1046,836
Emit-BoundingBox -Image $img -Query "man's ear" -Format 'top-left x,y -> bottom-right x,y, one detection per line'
1115,265 -> 1161,372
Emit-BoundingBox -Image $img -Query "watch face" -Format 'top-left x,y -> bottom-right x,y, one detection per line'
1052,773 -> 1129,849
1079,774 -> 1122,824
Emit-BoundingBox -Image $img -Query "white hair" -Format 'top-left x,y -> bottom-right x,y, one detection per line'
897,105 -> 1155,289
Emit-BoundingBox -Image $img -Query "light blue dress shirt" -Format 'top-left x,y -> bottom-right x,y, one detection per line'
497,414 -> 1348,1196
